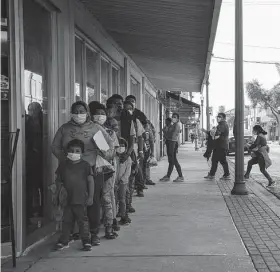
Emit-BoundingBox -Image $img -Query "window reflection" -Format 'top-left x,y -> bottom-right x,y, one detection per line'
101,59 -> 109,104
75,38 -> 83,101
86,47 -> 98,103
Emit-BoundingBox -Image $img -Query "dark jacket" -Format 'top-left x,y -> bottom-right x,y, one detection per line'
214,120 -> 229,150
133,108 -> 147,125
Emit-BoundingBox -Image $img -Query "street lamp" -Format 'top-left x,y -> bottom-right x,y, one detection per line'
200,95 -> 204,147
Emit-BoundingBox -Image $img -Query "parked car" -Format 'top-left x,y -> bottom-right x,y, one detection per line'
228,135 -> 254,155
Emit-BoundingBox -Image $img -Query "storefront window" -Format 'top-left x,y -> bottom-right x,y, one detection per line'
23,0 -> 52,235
86,47 -> 98,103
75,38 -> 83,101
101,59 -> 109,104
112,67 -> 119,94
130,77 -> 140,108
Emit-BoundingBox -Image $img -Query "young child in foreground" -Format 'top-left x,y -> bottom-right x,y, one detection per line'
55,139 -> 94,251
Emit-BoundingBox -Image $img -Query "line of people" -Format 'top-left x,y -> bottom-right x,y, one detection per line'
51,94 -> 156,251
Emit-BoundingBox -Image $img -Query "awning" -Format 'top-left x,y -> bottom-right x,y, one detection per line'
79,0 -> 222,93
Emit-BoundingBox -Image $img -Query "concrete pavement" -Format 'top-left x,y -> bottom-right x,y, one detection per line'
2,143 -> 256,272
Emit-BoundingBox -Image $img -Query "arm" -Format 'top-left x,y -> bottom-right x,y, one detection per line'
51,126 -> 66,162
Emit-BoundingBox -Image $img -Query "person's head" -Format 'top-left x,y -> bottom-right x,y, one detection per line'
125,95 -> 136,110
89,101 -> 107,125
171,113 -> 179,123
253,125 -> 267,136
217,113 -> 226,123
165,117 -> 172,126
28,102 -> 42,117
123,101 -> 134,115
110,94 -> 124,112
71,101 -> 89,125
116,137 -> 128,155
106,99 -> 118,118
66,139 -> 84,162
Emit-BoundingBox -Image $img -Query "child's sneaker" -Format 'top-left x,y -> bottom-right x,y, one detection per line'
105,226 -> 117,240
55,242 -> 69,251
82,242 -> 92,251
91,235 -> 100,246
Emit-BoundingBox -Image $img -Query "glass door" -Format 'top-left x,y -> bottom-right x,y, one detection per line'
23,0 -> 52,235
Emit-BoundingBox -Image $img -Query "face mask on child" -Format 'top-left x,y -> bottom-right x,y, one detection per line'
67,153 -> 81,161
71,114 -> 87,124
117,146 -> 126,154
93,115 -> 107,125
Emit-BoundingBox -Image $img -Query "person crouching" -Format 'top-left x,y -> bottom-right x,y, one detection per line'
55,139 -> 94,251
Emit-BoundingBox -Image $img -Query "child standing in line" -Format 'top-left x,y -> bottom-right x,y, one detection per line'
55,139 -> 94,251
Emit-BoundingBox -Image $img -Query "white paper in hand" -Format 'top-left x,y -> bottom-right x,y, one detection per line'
93,130 -> 110,151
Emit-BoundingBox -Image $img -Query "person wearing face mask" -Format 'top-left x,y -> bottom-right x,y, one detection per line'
204,112 -> 230,180
52,101 -> 114,246
160,113 -> 184,182
54,139 -> 94,251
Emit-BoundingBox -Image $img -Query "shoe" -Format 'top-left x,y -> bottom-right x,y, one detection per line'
55,242 -> 69,251
220,174 -> 231,180
91,235 -> 100,246
105,226 -> 117,240
127,206 -> 135,213
204,174 -> 215,179
119,216 -> 130,225
136,191 -> 144,197
267,181 -> 276,188
72,233 -> 80,241
173,176 -> 184,182
146,180 -> 156,185
82,242 -> 92,251
244,174 -> 250,180
112,219 -> 120,232
160,176 -> 170,182
143,185 -> 148,190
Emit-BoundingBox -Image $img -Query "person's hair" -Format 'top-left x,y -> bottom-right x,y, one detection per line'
106,97 -> 115,108
71,101 -> 88,114
218,112 -> 226,119
67,139 -> 85,153
172,113 -> 180,119
253,125 -> 267,135
166,117 -> 172,123
123,101 -> 134,108
111,94 -> 124,101
118,137 -> 128,148
89,101 -> 106,115
126,95 -> 136,102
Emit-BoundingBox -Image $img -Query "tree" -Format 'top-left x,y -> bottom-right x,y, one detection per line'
246,79 -> 280,144
218,105 -> 226,113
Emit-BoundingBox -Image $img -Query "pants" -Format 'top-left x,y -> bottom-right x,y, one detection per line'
209,148 -> 229,176
245,156 -> 272,182
87,174 -> 103,234
166,140 -> 182,177
59,204 -> 90,244
143,149 -> 151,182
126,172 -> 136,210
102,175 -> 116,226
115,183 -> 128,217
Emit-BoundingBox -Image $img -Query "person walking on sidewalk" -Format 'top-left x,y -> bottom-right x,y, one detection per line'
204,113 -> 230,180
160,113 -> 184,182
244,125 -> 275,188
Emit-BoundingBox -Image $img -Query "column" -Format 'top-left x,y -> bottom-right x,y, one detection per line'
96,53 -> 101,103
206,79 -> 210,131
231,0 -> 248,195
141,77 -> 145,112
124,57 -> 130,96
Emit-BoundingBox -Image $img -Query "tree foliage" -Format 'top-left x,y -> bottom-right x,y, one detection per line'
246,79 -> 280,121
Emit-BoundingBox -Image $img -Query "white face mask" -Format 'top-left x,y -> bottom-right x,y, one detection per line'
117,146 -> 126,154
67,153 -> 81,161
72,114 -> 87,124
128,110 -> 133,115
132,102 -> 136,109
93,115 -> 107,125
172,117 -> 178,123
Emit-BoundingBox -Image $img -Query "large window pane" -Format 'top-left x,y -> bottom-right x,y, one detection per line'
86,47 -> 98,103
130,77 -> 140,108
101,59 -> 109,104
112,67 -> 119,95
23,0 -> 52,235
75,38 -> 83,101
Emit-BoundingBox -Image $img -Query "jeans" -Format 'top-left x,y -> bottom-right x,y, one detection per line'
245,156 -> 272,182
102,175 -> 115,226
209,148 -> 229,176
59,204 -> 90,244
143,149 -> 151,182
166,140 -> 182,177
126,172 -> 136,210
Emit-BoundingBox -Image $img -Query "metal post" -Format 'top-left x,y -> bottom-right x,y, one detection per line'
231,0 -> 248,195
206,79 -> 210,131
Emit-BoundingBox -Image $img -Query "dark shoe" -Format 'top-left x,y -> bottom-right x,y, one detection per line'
159,175 -> 170,182
105,226 -> 117,240
113,219 -> 120,231
55,242 -> 69,251
82,242 -> 92,251
267,181 -> 276,188
119,215 -> 131,225
136,191 -> 144,197
244,174 -> 250,180
127,206 -> 135,213
220,174 -> 231,180
204,173 -> 215,179
173,176 -> 184,182
72,233 -> 80,241
143,185 -> 148,190
91,235 -> 100,246
146,180 -> 156,185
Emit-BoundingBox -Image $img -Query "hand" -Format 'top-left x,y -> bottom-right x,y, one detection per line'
138,151 -> 144,160
86,197 -> 93,206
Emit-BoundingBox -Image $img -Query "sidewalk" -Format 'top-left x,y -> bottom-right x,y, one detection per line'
3,143 -> 259,272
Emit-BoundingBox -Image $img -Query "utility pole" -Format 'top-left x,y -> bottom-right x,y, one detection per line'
206,77 -> 210,131
231,0 -> 248,195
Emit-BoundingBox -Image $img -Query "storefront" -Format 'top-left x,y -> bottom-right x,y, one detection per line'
1,0 -> 159,255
